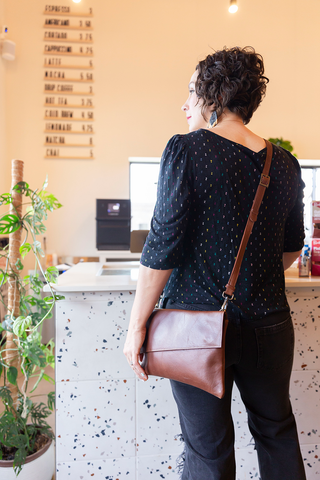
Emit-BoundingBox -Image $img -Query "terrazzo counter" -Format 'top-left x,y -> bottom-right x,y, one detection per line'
50,263 -> 320,479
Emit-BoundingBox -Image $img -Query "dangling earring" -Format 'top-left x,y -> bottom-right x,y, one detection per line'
209,111 -> 218,128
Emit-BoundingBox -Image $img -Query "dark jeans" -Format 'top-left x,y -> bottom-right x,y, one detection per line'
163,298 -> 306,480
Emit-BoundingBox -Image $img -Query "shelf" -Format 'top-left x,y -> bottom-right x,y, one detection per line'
44,117 -> 94,121
45,156 -> 94,160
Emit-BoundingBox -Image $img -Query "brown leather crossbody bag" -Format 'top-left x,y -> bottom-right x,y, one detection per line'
140,140 -> 273,398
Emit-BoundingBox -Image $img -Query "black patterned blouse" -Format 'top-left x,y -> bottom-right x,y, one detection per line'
140,129 -> 305,319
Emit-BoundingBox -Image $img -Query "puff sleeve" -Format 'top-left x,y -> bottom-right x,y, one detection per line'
140,135 -> 192,269
283,160 -> 305,252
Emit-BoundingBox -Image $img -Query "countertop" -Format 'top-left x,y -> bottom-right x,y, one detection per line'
44,262 -> 139,292
44,262 -> 320,293
284,266 -> 320,287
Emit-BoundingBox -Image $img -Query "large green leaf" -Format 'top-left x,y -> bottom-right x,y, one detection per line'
39,191 -> 62,211
0,214 -> 21,234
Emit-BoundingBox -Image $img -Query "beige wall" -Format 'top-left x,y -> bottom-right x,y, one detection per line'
1,0 -> 320,263
0,0 -> 8,195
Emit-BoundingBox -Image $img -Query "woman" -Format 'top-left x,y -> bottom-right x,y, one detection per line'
124,46 -> 306,480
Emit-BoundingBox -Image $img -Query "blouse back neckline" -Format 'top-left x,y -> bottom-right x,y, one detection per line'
198,128 -> 267,155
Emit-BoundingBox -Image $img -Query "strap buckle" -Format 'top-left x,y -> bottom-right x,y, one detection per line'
260,174 -> 270,187
220,292 -> 234,312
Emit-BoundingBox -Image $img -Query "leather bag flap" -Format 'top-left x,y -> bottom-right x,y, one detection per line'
145,309 -> 226,353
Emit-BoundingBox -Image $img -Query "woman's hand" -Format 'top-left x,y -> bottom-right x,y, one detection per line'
123,265 -> 172,381
123,326 -> 148,381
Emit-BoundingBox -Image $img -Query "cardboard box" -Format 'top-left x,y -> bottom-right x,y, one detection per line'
311,238 -> 320,275
313,226 -> 320,238
312,201 -> 320,223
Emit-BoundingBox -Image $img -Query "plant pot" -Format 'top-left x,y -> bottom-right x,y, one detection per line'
0,437 -> 54,480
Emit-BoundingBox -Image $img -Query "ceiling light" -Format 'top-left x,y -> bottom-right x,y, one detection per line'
73,0 -> 81,3
229,0 -> 238,13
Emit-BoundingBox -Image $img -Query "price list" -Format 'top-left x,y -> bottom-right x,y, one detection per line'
43,5 -> 94,160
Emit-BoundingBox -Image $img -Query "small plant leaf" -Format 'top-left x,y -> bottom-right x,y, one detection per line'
42,175 -> 49,191
45,265 -> 59,283
0,193 -> 12,206
43,373 -> 55,384
0,386 -> 13,406
20,242 -> 32,259
55,294 -> 65,301
13,448 -> 27,476
0,270 -> 8,286
33,240 -> 44,257
2,314 -> 13,331
15,258 -> 23,271
7,366 -> 18,385
24,344 -> 47,368
30,369 -> 44,393
13,315 -> 32,337
12,181 -> 29,194
48,391 -> 55,410
44,294 -> 65,304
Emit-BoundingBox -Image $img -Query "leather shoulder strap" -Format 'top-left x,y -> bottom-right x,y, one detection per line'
224,140 -> 273,299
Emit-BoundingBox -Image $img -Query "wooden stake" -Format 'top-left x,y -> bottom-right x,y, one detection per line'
6,159 -> 24,407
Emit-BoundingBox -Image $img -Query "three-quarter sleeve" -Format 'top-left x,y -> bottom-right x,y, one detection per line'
141,135 -> 192,269
283,161 -> 305,252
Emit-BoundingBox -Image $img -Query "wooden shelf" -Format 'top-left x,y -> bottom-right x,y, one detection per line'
44,130 -> 94,134
44,143 -> 94,147
44,78 -> 94,83
44,25 -> 93,30
43,91 -> 94,96
44,11 -> 93,18
44,117 -> 94,121
45,156 -> 94,160
44,38 -> 93,44
43,51 -> 94,57
44,64 -> 94,69
44,104 -> 94,108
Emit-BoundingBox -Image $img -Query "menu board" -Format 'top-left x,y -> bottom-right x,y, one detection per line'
43,4 -> 94,160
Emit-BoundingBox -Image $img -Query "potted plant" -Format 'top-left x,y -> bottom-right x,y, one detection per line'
268,137 -> 298,157
0,160 -> 63,478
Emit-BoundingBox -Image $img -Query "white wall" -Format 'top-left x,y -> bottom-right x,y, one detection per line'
2,0 -> 320,265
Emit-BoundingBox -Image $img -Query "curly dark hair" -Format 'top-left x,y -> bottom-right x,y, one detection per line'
195,46 -> 269,125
